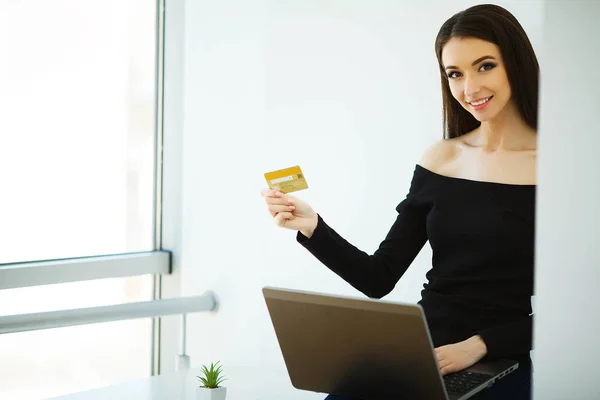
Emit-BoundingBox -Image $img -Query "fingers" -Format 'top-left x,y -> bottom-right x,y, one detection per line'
262,188 -> 294,206
437,353 -> 455,376
261,188 -> 297,226
267,204 -> 295,217
437,357 -> 450,368
274,211 -> 294,227
436,349 -> 452,375
261,187 -> 282,197
440,364 -> 457,376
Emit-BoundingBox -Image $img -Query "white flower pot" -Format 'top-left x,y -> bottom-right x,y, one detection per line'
196,386 -> 226,400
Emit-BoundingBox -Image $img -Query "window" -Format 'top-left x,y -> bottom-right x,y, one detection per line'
0,1 -> 161,398
0,276 -> 154,400
0,0 -> 157,264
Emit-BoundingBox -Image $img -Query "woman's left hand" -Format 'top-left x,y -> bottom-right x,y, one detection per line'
434,335 -> 488,376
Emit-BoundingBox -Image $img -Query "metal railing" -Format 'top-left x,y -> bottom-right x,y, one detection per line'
0,251 -> 171,290
0,291 -> 216,335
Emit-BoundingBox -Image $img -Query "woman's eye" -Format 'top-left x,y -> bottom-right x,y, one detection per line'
479,62 -> 497,72
448,63 -> 497,79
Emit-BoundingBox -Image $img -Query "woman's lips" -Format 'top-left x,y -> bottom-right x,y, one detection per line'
469,96 -> 493,111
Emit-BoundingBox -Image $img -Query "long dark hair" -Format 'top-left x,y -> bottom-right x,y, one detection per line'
435,4 -> 539,139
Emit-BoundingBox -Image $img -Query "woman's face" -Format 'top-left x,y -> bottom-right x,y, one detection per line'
441,37 -> 512,122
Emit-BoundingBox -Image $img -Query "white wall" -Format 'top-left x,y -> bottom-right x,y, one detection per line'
533,1 -> 600,399
170,0 -> 544,394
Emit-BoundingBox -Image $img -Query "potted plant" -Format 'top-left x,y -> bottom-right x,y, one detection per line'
196,361 -> 227,400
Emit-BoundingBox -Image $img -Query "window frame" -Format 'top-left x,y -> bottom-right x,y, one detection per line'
0,0 -> 169,289
0,0 -> 177,378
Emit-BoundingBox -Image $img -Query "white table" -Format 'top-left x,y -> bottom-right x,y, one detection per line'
48,366 -> 324,400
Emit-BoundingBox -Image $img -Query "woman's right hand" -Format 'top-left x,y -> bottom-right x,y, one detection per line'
260,188 -> 319,238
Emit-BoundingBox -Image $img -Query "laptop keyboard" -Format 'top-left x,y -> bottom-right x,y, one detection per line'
443,370 -> 490,395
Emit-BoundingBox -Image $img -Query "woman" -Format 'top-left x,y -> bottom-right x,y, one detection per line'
261,4 -> 538,400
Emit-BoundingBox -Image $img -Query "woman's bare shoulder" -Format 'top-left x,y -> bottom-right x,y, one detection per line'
418,138 -> 461,173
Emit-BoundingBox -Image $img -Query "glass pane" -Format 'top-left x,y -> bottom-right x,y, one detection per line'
0,275 -> 154,316
0,276 -> 153,399
0,320 -> 152,400
0,0 -> 157,264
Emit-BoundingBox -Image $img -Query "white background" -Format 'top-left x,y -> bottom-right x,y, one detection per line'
175,0 -> 546,389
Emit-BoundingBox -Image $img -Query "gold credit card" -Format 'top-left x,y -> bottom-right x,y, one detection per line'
264,165 -> 308,194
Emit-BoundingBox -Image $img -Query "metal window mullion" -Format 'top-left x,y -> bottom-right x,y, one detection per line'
151,0 -> 168,376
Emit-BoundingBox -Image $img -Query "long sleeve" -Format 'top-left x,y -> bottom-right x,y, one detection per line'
296,190 -> 429,299
292,164 -> 535,360
476,314 -> 533,359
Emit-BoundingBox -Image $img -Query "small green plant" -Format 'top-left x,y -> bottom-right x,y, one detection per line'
197,361 -> 227,388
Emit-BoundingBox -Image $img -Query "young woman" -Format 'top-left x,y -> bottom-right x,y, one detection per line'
261,4 -> 538,399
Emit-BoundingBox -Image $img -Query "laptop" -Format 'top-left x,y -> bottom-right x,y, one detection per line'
262,286 -> 519,400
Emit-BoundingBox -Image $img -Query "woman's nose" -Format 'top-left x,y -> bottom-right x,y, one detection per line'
463,74 -> 481,98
